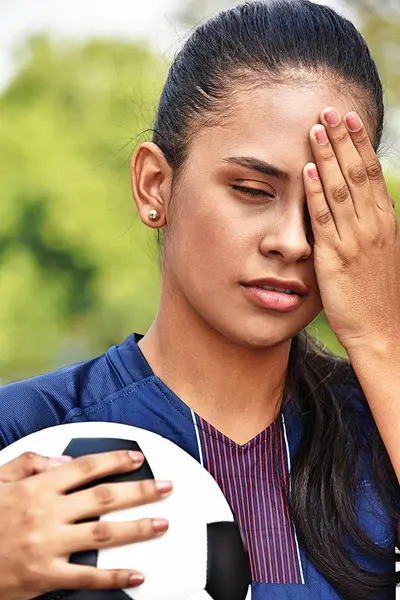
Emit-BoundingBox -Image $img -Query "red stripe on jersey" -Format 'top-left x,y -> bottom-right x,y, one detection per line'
258,429 -> 273,582
198,416 -> 211,471
240,445 -> 256,576
194,413 -> 304,586
247,443 -> 263,581
221,434 -> 235,511
233,441 -> 246,534
253,436 -> 268,582
207,420 -> 218,479
278,422 -> 295,584
265,425 -> 280,582
215,429 -> 227,497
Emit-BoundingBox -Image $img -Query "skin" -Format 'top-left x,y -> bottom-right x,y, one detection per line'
0,451 -> 172,600
133,78 -> 400,538
132,82 -> 374,442
1,78 -> 398,597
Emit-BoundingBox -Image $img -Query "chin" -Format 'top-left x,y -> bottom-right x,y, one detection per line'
217,319 -> 301,350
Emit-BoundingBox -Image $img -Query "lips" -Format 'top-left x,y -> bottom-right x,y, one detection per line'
257,285 -> 296,295
242,277 -> 308,297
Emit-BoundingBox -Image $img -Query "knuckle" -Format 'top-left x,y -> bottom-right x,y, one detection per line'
93,484 -> 115,507
135,479 -> 153,499
76,569 -> 98,590
347,163 -> 368,186
335,247 -> 350,269
134,518 -> 152,539
15,480 -> 34,503
20,563 -> 44,589
366,228 -> 383,245
331,182 -> 350,203
91,520 -> 112,544
113,450 -> 132,469
333,129 -> 349,146
315,209 -> 332,226
312,185 -> 325,196
321,151 -> 336,163
22,451 -> 40,463
366,159 -> 383,181
76,455 -> 98,476
21,451 -> 43,472
107,570 -> 128,589
21,530 -> 44,555
356,133 -> 372,150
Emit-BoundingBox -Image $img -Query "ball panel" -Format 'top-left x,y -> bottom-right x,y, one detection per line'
98,521 -> 207,599
67,437 -> 154,570
205,521 -> 251,600
0,423 -> 251,600
63,437 -> 154,486
186,590 -> 214,600
39,591 -> 132,600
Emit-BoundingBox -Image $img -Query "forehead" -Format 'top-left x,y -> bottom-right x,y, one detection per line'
189,82 -> 374,173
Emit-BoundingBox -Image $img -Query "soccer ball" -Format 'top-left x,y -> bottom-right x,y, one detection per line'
0,422 -> 252,600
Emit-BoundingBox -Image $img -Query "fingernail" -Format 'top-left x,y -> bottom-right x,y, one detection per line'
306,164 -> 319,179
155,480 -> 173,495
152,518 -> 169,534
129,573 -> 145,586
128,451 -> 144,464
49,456 -> 72,463
346,112 -> 363,132
323,107 -> 340,127
314,125 -> 329,145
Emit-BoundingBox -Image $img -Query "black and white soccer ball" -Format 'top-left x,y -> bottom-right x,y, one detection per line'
0,422 -> 252,600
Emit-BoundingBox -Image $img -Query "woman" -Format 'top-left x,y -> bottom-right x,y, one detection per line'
0,1 -> 399,599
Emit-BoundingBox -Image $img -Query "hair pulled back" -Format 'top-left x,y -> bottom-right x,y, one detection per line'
154,0 -> 384,171
152,2 -> 399,598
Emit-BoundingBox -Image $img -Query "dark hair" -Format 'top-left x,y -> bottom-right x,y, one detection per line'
152,1 -> 399,598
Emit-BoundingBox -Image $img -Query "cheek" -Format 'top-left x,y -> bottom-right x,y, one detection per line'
167,189 -> 253,278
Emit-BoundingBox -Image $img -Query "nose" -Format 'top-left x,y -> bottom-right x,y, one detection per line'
259,203 -> 313,263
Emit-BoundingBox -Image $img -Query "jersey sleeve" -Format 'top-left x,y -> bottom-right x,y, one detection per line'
0,353 -> 123,449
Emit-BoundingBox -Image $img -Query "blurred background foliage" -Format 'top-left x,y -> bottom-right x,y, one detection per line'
0,0 -> 399,383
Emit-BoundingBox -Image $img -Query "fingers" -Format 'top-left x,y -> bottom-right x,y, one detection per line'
40,450 -> 146,493
0,452 -> 71,483
53,564 -> 145,591
63,479 -> 173,521
306,105 -> 392,242
60,517 -> 169,554
303,163 -> 337,242
320,107 -> 376,220
309,117 -> 369,236
344,112 -> 390,206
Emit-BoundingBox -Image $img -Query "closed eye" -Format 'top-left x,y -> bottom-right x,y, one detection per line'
232,185 -> 275,198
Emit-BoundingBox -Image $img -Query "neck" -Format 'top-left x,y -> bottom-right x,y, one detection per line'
139,284 -> 291,444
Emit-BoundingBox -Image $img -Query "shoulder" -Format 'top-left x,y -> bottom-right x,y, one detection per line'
0,349 -> 124,449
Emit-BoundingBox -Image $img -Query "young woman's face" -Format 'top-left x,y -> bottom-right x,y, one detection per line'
161,82 -> 370,348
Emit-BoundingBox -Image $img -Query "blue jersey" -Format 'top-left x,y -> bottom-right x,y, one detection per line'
0,333 -> 396,599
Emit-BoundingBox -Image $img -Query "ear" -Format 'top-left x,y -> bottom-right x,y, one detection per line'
130,142 -> 172,228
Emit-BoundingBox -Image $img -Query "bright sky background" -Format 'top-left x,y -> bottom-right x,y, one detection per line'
1,0 -> 397,162
0,0 -> 353,87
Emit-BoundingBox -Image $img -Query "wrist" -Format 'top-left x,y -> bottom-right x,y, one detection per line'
346,337 -> 399,364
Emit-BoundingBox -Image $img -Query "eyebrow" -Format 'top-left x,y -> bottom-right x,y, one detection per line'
222,156 -> 291,182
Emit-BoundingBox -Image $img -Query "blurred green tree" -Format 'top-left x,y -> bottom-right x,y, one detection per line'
0,36 -> 167,381
0,19 -> 399,383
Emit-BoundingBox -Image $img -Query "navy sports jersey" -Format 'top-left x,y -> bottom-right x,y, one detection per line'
0,333 -> 397,599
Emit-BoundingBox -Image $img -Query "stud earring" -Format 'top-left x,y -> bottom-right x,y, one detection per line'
148,209 -> 160,222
